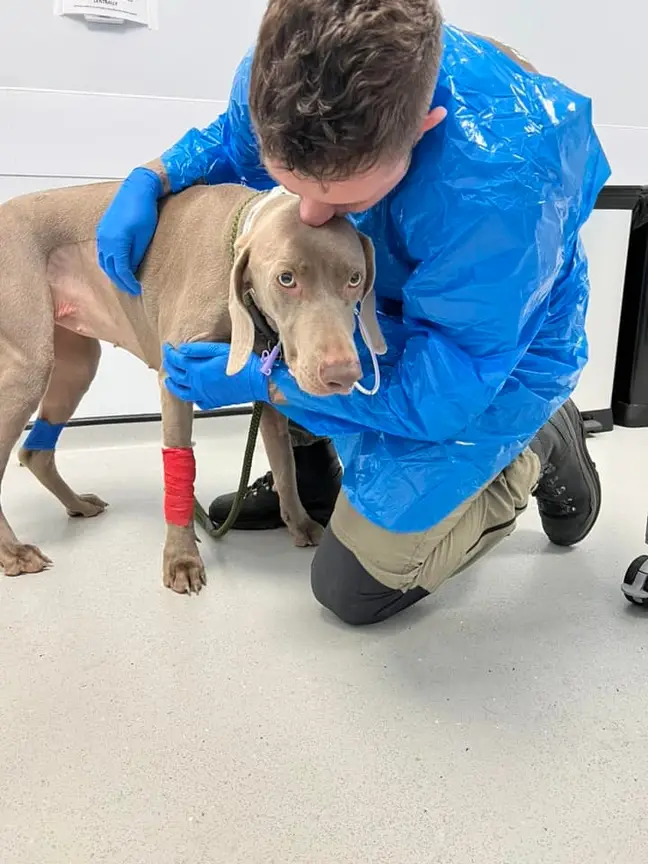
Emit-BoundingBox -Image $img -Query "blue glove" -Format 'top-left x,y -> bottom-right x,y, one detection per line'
162,342 -> 270,410
96,167 -> 163,296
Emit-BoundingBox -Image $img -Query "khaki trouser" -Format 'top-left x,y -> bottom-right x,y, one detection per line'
330,448 -> 541,594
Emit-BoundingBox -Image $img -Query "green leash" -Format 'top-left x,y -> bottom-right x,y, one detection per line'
192,192 -> 268,540
193,402 -> 264,540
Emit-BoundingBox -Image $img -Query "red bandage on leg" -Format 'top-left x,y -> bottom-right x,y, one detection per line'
162,447 -> 196,526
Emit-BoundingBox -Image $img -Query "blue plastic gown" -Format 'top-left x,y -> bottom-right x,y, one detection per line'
162,25 -> 611,533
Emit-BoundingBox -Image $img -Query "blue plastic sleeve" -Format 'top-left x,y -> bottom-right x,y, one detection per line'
23,419 -> 65,451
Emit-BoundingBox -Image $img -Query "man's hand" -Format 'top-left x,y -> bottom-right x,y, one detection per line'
162,342 -> 271,410
96,165 -> 165,296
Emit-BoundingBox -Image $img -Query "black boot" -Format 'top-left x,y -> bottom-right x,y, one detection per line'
530,398 -> 601,546
208,439 -> 342,531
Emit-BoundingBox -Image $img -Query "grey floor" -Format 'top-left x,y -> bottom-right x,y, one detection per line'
1,415 -> 646,864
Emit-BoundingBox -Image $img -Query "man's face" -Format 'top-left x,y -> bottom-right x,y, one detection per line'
265,106 -> 447,227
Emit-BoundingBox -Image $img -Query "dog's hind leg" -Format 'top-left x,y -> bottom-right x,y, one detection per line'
18,327 -> 107,519
0,329 -> 55,577
0,205 -> 61,576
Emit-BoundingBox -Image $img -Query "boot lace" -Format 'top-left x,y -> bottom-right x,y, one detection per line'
534,463 -> 577,516
246,471 -> 274,498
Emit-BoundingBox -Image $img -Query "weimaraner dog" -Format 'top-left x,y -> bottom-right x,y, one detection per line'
0,182 -> 386,593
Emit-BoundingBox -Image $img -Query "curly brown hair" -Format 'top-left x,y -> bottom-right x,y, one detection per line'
249,0 -> 444,181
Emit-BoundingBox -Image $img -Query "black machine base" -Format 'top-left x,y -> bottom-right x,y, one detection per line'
580,407 -> 614,434
611,400 -> 648,428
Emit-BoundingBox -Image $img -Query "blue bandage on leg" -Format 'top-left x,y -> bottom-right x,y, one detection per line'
23,418 -> 65,451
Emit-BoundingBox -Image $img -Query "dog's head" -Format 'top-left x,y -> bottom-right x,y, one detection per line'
226,194 -> 386,396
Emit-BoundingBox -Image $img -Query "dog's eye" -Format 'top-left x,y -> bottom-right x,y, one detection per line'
348,272 -> 363,287
277,271 -> 296,288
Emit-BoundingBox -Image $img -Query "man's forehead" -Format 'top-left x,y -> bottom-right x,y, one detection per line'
266,159 -> 405,205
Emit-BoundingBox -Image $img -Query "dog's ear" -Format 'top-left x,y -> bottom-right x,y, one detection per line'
357,232 -> 387,355
227,242 -> 255,376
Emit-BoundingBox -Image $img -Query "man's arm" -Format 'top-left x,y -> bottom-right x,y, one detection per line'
268,143 -> 609,444
140,157 -> 171,196
269,223 -> 562,443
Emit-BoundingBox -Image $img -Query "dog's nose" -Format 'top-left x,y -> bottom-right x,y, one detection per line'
319,360 -> 362,392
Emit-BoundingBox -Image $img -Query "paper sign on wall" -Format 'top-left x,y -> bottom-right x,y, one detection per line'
54,0 -> 158,30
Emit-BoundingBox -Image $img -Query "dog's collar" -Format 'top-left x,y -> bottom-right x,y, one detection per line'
242,287 -> 277,347
229,191 -> 265,258
240,185 -> 298,236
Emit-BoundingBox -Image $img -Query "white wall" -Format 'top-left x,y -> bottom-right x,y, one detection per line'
442,0 -> 648,185
1,1 -> 646,419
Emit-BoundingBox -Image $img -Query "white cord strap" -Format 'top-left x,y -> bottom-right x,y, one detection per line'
353,306 -> 381,396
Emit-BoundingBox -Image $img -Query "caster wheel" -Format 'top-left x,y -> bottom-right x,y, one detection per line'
622,555 -> 648,606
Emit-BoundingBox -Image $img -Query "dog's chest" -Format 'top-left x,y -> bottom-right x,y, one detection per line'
47,242 -> 153,364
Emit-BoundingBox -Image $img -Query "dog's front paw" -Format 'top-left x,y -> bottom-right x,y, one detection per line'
0,542 -> 51,577
287,515 -> 324,548
163,553 -> 206,594
163,525 -> 205,594
67,493 -> 108,518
